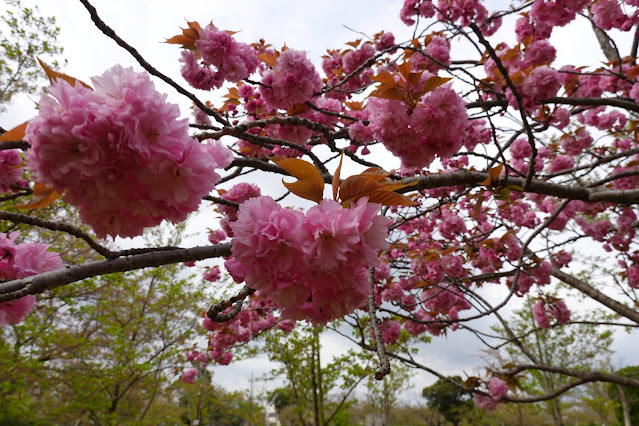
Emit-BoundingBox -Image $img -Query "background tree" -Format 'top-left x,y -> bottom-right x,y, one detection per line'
262,325 -> 368,426
609,366 -> 639,426
0,0 -> 65,112
486,295 -> 615,426
173,370 -> 262,426
422,376 -> 480,426
365,361 -> 412,424
0,224 -> 212,424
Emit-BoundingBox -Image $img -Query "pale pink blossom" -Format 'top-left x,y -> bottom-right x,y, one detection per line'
260,49 -> 323,109
182,368 -> 199,384
26,66 -> 233,238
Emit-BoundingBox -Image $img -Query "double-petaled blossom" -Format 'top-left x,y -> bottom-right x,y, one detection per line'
26,66 -> 233,238
0,233 -> 63,327
225,196 -> 390,324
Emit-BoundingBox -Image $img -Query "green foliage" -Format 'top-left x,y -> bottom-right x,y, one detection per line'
262,324 -> 371,426
608,366 -> 639,426
0,260 -> 208,424
365,360 -> 412,424
0,0 -> 65,112
173,370 -> 262,426
485,295 -> 616,425
422,376 -> 477,425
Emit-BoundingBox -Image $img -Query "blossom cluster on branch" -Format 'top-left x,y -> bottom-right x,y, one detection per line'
2,0 -> 639,411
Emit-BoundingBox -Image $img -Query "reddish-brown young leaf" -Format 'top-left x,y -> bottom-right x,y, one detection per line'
282,179 -> 324,204
345,101 -> 364,111
358,167 -> 392,181
273,158 -> 324,187
365,190 -> 417,206
0,121 -> 28,142
16,182 -> 64,210
397,62 -> 412,82
38,58 -> 92,89
488,163 -> 503,182
345,39 -> 362,48
377,180 -> 417,192
369,86 -> 406,101
273,158 -> 325,203
415,76 -> 452,98
406,71 -> 423,88
339,176 -> 382,203
370,71 -> 398,86
165,20 -> 202,50
258,52 -> 278,68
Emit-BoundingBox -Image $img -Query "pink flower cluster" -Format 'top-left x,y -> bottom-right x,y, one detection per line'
417,284 -> 472,335
25,66 -> 234,238
260,49 -> 323,109
225,196 -> 390,324
201,294 -> 288,364
532,298 -> 571,329
0,233 -> 63,327
180,24 -> 259,90
217,183 -> 262,236
366,85 -> 468,168
0,150 -> 26,192
374,320 -> 402,345
323,43 -> 376,94
400,0 -> 500,34
473,377 -> 508,411
410,36 -> 451,73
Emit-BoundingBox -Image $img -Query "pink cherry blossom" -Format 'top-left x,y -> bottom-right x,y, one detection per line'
260,49 -> 323,109
26,66 -> 233,238
0,150 -> 26,193
533,299 -> 551,329
0,234 -> 63,327
181,368 -> 199,384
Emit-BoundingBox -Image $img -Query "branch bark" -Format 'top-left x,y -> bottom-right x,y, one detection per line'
0,243 -> 232,302
552,267 -> 639,324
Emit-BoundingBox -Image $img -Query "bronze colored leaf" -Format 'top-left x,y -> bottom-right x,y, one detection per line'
365,189 -> 417,206
0,121 -> 28,142
16,182 -> 64,210
38,59 -> 92,89
282,179 -> 323,204
339,176 -> 382,203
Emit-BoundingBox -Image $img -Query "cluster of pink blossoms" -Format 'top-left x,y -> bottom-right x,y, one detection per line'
260,49 -> 323,109
0,233 -> 63,327
400,0 -> 501,35
366,85 -> 469,169
225,196 -> 390,324
373,319 -> 403,345
217,182 -> 262,236
322,43 -> 376,94
0,150 -> 26,193
200,294 -> 294,365
473,377 -> 508,411
532,298 -> 571,329
25,66 -> 234,238
180,24 -> 259,90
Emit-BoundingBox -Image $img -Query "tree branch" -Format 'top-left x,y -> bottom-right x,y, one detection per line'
552,267 -> 639,324
0,243 -> 232,302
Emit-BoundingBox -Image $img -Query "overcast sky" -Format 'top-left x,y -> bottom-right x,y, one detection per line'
3,0 -> 638,403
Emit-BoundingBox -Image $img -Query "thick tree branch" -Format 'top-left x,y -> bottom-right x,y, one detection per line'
552,267 -> 639,324
401,170 -> 639,204
0,140 -> 30,150
0,243 -> 232,302
368,268 -> 390,380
